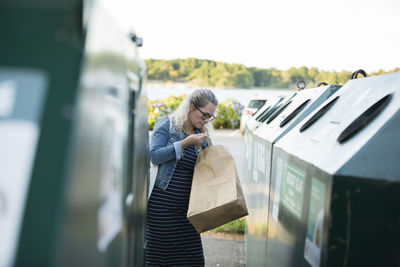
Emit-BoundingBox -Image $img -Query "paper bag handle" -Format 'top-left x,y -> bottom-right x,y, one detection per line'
199,135 -> 211,151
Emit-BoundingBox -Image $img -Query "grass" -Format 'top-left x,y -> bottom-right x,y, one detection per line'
210,218 -> 246,234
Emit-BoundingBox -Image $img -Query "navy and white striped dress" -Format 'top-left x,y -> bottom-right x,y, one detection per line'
146,145 -> 204,267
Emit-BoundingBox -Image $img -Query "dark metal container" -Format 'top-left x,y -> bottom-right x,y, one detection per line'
245,85 -> 341,266
243,96 -> 286,190
0,1 -> 148,266
267,73 -> 400,267
243,94 -> 294,265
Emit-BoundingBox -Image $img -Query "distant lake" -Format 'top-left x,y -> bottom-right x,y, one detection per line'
147,87 -> 295,106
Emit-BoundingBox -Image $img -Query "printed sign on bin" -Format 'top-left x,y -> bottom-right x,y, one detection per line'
281,163 -> 306,219
304,178 -> 326,267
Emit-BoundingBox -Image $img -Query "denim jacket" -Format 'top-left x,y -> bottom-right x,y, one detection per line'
150,115 -> 210,190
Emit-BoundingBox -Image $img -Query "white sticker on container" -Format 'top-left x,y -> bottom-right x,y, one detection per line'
253,170 -> 258,182
97,127 -> 123,252
272,157 -> 284,220
0,121 -> 39,267
247,135 -> 253,171
252,141 -> 258,177
0,81 -> 17,117
257,143 -> 265,174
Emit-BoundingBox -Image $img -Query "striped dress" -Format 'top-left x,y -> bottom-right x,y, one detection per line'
145,145 -> 204,267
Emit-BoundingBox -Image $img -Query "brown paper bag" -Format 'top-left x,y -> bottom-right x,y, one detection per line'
187,138 -> 248,233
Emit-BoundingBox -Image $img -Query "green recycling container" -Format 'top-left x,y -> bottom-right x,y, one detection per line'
243,96 -> 286,216
245,85 -> 341,266
245,96 -> 286,136
243,95 -> 292,183
243,93 -> 293,265
266,72 -> 400,267
0,0 -> 148,266
243,95 -> 287,190
243,96 -> 285,186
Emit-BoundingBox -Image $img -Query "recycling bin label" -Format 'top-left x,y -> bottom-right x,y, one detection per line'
0,69 -> 47,267
280,163 -> 306,219
257,142 -> 265,174
272,156 -> 285,220
304,177 -> 326,267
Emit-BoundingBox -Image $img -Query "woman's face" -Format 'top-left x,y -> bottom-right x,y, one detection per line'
189,102 -> 217,129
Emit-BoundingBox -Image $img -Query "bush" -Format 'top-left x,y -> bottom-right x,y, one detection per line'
212,98 -> 244,129
148,95 -> 244,130
148,94 -> 186,130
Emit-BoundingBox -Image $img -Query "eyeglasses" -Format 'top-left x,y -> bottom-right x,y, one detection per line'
193,104 -> 215,121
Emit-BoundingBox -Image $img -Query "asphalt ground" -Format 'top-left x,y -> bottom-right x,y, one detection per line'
202,233 -> 246,267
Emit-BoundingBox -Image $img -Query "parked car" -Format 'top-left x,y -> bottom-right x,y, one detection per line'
240,98 -> 268,135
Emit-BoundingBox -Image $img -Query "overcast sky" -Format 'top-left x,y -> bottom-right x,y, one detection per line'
102,0 -> 400,73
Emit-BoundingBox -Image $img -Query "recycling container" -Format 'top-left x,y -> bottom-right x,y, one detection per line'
266,72 -> 400,267
245,85 -> 341,266
245,96 -> 286,135
243,96 -> 285,186
0,0 -> 147,266
244,92 -> 296,265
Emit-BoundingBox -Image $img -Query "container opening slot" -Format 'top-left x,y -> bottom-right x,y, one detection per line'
337,93 -> 393,144
299,96 -> 340,132
280,99 -> 310,128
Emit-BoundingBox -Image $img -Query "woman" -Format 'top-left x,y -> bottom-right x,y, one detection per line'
146,88 -> 218,266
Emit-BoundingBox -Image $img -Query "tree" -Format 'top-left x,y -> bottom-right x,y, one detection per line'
144,58 -> 398,89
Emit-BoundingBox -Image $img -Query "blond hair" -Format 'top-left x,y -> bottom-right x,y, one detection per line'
171,88 -> 218,137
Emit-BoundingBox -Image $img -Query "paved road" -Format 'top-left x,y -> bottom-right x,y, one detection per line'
202,235 -> 246,267
202,129 -> 247,267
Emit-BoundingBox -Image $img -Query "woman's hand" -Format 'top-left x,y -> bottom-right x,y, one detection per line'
181,133 -> 206,149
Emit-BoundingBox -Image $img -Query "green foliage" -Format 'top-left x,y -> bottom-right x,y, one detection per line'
148,95 -> 186,130
370,68 -> 400,76
146,58 -> 256,88
211,218 -> 246,234
212,99 -> 244,129
145,58 -> 399,89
